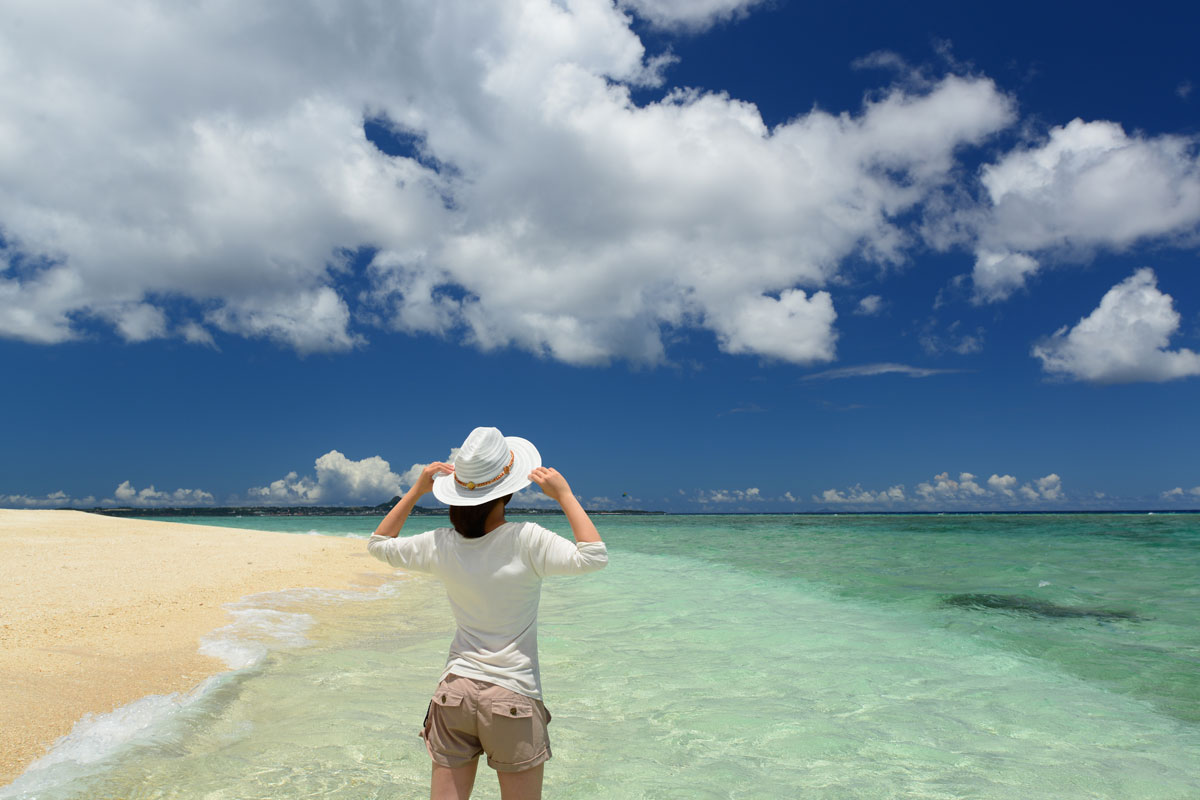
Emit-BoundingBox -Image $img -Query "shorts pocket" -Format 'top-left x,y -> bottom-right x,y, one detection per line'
491,697 -> 534,720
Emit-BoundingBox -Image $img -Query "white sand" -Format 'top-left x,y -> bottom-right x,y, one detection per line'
0,510 -> 394,783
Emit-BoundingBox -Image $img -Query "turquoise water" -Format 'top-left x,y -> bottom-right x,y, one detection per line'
6,514 -> 1200,799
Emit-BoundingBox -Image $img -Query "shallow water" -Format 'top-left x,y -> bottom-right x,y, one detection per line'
7,514 -> 1200,799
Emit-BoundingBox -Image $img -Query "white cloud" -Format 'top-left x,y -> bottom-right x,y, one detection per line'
179,320 -> 217,347
1161,486 -> 1200,500
108,303 -> 169,343
987,473 -> 1018,497
855,295 -> 884,315
393,447 -> 462,497
618,0 -> 767,31
915,471 -> 988,502
206,287 -> 363,354
510,486 -> 562,507
916,471 -> 1061,504
696,487 -> 762,504
965,118 -> 1200,301
0,1 -> 1014,365
4,483 -> 217,508
804,362 -> 962,380
0,490 -> 97,508
851,51 -> 911,74
711,290 -> 837,363
1032,268 -> 1200,383
113,481 -> 214,507
920,318 -> 984,356
248,450 -> 405,505
1032,474 -> 1062,501
820,470 -> 1063,508
970,250 -> 1040,304
814,484 -> 905,504
248,447 -> 465,506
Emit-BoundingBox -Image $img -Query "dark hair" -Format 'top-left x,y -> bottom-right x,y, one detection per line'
449,494 -> 513,539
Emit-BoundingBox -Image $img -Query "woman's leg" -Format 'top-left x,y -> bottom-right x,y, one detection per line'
496,763 -> 544,800
431,759 -> 478,800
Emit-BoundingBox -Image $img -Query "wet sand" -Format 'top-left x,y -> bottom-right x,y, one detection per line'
0,510 -> 392,784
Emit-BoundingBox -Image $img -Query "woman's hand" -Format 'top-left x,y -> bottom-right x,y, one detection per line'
414,461 -> 454,496
529,466 -> 571,501
373,460 -> 452,539
529,466 -> 601,543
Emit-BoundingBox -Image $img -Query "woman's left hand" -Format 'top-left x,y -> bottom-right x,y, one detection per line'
414,461 -> 454,496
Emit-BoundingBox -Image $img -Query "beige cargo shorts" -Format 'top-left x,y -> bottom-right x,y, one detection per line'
420,673 -> 552,772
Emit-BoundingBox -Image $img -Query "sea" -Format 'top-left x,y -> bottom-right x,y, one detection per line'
4,513 -> 1199,799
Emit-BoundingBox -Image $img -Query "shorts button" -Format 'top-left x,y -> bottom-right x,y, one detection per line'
510,707 -> 518,716
441,695 -> 447,702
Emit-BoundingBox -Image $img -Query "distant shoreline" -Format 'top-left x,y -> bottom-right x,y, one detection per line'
88,504 -> 665,517
79,506 -> 1200,518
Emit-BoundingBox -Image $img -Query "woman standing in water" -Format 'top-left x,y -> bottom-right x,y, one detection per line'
368,427 -> 608,800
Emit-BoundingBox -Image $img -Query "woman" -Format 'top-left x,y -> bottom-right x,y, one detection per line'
368,426 -> 608,800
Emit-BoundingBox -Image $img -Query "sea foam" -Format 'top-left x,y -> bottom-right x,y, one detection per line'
198,605 -> 313,669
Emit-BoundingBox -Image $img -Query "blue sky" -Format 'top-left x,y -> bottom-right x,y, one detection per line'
2,0 -> 1198,512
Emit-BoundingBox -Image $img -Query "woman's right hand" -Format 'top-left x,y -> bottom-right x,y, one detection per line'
414,461 -> 454,496
529,466 -> 601,543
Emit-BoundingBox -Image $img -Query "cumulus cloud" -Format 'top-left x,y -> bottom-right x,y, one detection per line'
248,450 -> 406,505
510,486 -> 563,507
696,487 -> 762,504
915,471 -> 987,502
0,0 -> 1014,365
970,251 -> 1041,304
246,447 -> 465,506
1021,474 -> 1063,502
1161,486 -> 1200,500
1032,268 -> 1200,383
0,490 -> 97,508
987,473 -> 1018,497
618,0 -> 767,31
819,470 -> 1064,508
207,288 -> 363,353
2,483 -> 216,508
855,295 -> 884,315
814,485 -> 905,504
963,119 -> 1200,301
179,320 -> 217,348
112,481 -> 214,507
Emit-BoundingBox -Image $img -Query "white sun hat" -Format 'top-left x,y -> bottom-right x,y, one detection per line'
432,426 -> 541,507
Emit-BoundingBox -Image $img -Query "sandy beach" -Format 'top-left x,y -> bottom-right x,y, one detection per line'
0,509 -> 392,785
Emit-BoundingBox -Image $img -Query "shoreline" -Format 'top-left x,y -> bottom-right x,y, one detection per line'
0,510 -> 394,785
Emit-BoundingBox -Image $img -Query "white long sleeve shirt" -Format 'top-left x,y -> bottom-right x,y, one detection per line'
368,521 -> 608,699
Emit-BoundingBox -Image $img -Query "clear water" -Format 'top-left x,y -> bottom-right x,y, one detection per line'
6,514 -> 1200,799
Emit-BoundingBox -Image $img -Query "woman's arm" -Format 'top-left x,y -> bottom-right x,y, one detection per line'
528,467 -> 601,543
373,461 -> 453,538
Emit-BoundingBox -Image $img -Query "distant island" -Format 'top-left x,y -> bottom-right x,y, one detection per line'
90,497 -> 665,518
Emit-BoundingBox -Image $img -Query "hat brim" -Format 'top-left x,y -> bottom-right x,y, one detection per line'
431,436 -> 541,507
